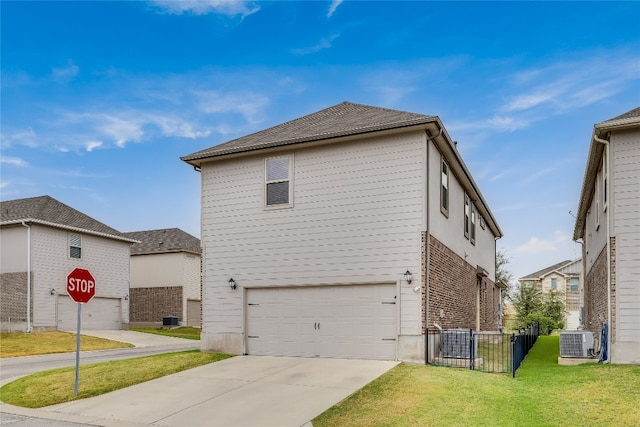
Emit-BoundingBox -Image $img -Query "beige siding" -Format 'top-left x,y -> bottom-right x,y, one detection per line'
611,129 -> 640,344
201,132 -> 426,341
0,226 -> 28,273
428,143 -> 497,280
30,225 -> 130,329
130,253 -> 184,288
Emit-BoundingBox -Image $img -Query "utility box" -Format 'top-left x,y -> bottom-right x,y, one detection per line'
163,316 -> 179,327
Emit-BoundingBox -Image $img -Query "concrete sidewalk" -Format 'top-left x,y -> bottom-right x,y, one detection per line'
3,356 -> 399,427
75,329 -> 198,348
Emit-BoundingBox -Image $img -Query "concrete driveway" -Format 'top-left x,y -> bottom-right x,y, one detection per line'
12,356 -> 398,427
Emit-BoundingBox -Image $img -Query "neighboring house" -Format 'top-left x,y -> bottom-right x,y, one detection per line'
181,101 -> 503,362
518,259 -> 583,330
122,228 -> 202,327
0,195 -> 136,332
573,107 -> 640,364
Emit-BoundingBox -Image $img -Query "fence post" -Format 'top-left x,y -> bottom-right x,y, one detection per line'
425,328 -> 429,365
469,329 -> 474,370
511,333 -> 516,378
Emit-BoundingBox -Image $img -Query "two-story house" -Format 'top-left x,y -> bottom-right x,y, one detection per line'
0,195 -> 137,332
518,259 -> 583,330
123,228 -> 202,327
573,107 -> 640,364
182,102 -> 503,362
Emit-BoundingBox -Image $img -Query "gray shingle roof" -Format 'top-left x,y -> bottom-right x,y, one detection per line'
519,260 -> 572,281
604,106 -> 640,122
123,228 -> 201,255
181,101 -> 437,163
0,195 -> 134,242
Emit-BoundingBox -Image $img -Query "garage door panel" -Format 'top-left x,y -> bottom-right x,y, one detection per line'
57,296 -> 122,330
247,284 -> 396,360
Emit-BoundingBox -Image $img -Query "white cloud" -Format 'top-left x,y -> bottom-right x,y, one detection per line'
327,0 -> 343,18
52,63 -> 79,82
291,34 -> 340,55
516,231 -> 568,255
195,90 -> 270,124
85,141 -> 103,152
149,1 -> 260,17
0,156 -> 29,167
1,128 -> 37,148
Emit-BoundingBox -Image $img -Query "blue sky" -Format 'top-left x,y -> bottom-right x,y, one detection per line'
1,1 -> 639,283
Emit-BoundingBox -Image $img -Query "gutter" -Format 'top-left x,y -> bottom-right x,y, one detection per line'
20,221 -> 32,333
424,126 -> 443,365
593,132 -> 612,363
1,218 -> 139,244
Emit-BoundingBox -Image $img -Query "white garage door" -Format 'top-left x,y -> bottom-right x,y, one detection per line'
246,284 -> 397,360
57,296 -> 122,330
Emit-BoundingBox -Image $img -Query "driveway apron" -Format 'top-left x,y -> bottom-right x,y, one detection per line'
45,356 -> 399,427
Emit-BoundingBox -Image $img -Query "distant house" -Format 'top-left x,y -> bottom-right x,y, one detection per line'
518,259 -> 582,330
182,101 -> 503,362
573,107 -> 640,364
0,195 -> 136,332
123,228 -> 202,327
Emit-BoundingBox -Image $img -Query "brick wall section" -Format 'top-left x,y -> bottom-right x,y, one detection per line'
0,272 -> 33,322
584,245 -> 608,337
479,276 -> 500,331
129,286 -> 183,323
426,235 -> 477,330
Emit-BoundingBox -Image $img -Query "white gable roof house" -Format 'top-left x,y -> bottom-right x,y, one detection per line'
123,228 -> 202,327
573,107 -> 640,364
182,101 -> 503,362
519,259 -> 583,330
0,195 -> 138,332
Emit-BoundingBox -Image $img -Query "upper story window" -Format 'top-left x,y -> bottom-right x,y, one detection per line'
569,278 -> 579,292
69,233 -> 82,259
265,155 -> 293,207
470,202 -> 476,245
441,159 -> 449,216
464,193 -> 470,239
551,278 -> 557,290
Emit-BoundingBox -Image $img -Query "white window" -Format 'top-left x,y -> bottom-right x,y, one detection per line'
441,159 -> 449,216
551,278 -> 557,290
69,233 -> 82,259
470,202 -> 476,245
265,156 -> 292,207
464,193 -> 470,239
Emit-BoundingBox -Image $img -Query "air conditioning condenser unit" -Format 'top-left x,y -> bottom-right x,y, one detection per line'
441,329 -> 476,358
560,331 -> 594,358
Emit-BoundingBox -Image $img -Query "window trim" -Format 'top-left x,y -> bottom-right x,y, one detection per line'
594,174 -> 600,229
69,233 -> 82,259
264,155 -> 294,209
602,150 -> 608,211
440,158 -> 449,217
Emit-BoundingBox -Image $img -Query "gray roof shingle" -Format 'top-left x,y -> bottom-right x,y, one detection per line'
123,228 -> 201,255
0,195 -> 133,242
519,260 -> 573,281
603,106 -> 640,122
181,101 -> 437,163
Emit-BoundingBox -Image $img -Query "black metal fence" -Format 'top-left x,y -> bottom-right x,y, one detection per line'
425,323 -> 539,377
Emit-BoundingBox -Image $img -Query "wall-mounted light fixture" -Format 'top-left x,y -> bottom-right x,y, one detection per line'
228,277 -> 237,290
404,270 -> 412,284
124,294 -> 129,301
50,288 -> 56,295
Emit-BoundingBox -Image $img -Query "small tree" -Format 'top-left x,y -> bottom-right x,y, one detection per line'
512,282 -> 543,323
496,249 -> 514,304
511,283 -> 566,335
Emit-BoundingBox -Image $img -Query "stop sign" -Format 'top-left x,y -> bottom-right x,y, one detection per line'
66,268 -> 96,303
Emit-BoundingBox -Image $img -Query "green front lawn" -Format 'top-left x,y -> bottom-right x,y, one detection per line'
0,331 -> 133,357
314,336 -> 640,426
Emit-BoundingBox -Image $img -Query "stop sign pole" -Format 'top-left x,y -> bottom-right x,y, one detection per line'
66,268 -> 96,396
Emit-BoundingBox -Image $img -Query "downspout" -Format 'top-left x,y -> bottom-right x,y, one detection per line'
424,126 -> 443,364
593,132 -> 611,362
20,221 -> 32,333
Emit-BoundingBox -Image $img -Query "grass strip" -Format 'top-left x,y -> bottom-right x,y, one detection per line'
0,350 -> 230,408
314,336 -> 640,427
0,331 -> 133,358
130,326 -> 201,340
